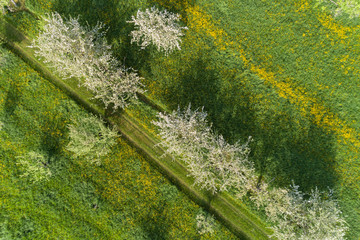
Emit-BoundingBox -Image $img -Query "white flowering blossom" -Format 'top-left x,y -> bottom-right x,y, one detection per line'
316,0 -> 360,18
127,6 -> 188,55
196,210 -> 215,235
30,12 -> 144,110
89,67 -> 144,110
153,104 -> 254,195
251,182 -> 348,239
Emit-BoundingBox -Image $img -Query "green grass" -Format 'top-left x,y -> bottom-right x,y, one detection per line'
4,0 -> 358,238
0,45 -> 239,239
137,0 -> 360,238
1,13 -> 272,240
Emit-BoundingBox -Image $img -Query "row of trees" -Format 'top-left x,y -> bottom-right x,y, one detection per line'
15,7 -> 188,175
8,5 -> 349,239
29,7 -> 188,110
153,105 -> 348,239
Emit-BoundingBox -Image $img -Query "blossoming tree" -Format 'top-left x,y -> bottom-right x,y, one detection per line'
30,12 -> 144,111
127,6 -> 188,55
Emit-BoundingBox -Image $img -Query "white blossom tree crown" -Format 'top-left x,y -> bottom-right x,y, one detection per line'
127,6 -> 188,55
30,12 -> 144,110
30,12 -> 110,81
152,104 -> 255,195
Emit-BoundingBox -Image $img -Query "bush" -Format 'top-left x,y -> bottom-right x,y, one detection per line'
66,114 -> 118,165
196,210 -> 215,235
16,151 -> 52,183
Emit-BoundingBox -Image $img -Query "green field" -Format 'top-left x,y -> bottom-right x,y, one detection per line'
0,46 -> 239,239
142,0 -> 360,238
1,0 -> 360,239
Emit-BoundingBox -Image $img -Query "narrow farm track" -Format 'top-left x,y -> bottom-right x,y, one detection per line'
1,19 -> 272,239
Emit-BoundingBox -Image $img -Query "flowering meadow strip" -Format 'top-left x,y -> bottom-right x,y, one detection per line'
186,3 -> 360,151
182,2 -> 360,192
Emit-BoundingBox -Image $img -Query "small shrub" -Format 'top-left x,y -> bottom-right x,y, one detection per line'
16,151 -> 52,183
66,114 -> 118,165
196,210 -> 215,235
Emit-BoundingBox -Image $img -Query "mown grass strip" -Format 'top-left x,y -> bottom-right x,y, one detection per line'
1,19 -> 272,239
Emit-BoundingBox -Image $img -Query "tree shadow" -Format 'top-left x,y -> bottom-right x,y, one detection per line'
139,205 -> 170,240
229,80 -> 338,192
39,109 -> 67,158
160,55 -> 338,192
4,81 -> 21,117
40,128 -> 61,157
162,53 -> 220,113
212,72 -> 338,192
250,108 -> 338,192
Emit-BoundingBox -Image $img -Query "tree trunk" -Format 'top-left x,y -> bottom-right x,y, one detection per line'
104,103 -> 114,118
256,174 -> 263,190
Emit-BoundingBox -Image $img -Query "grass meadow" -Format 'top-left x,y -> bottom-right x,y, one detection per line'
2,0 -> 360,238
0,46 -> 237,239
140,1 -> 360,238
